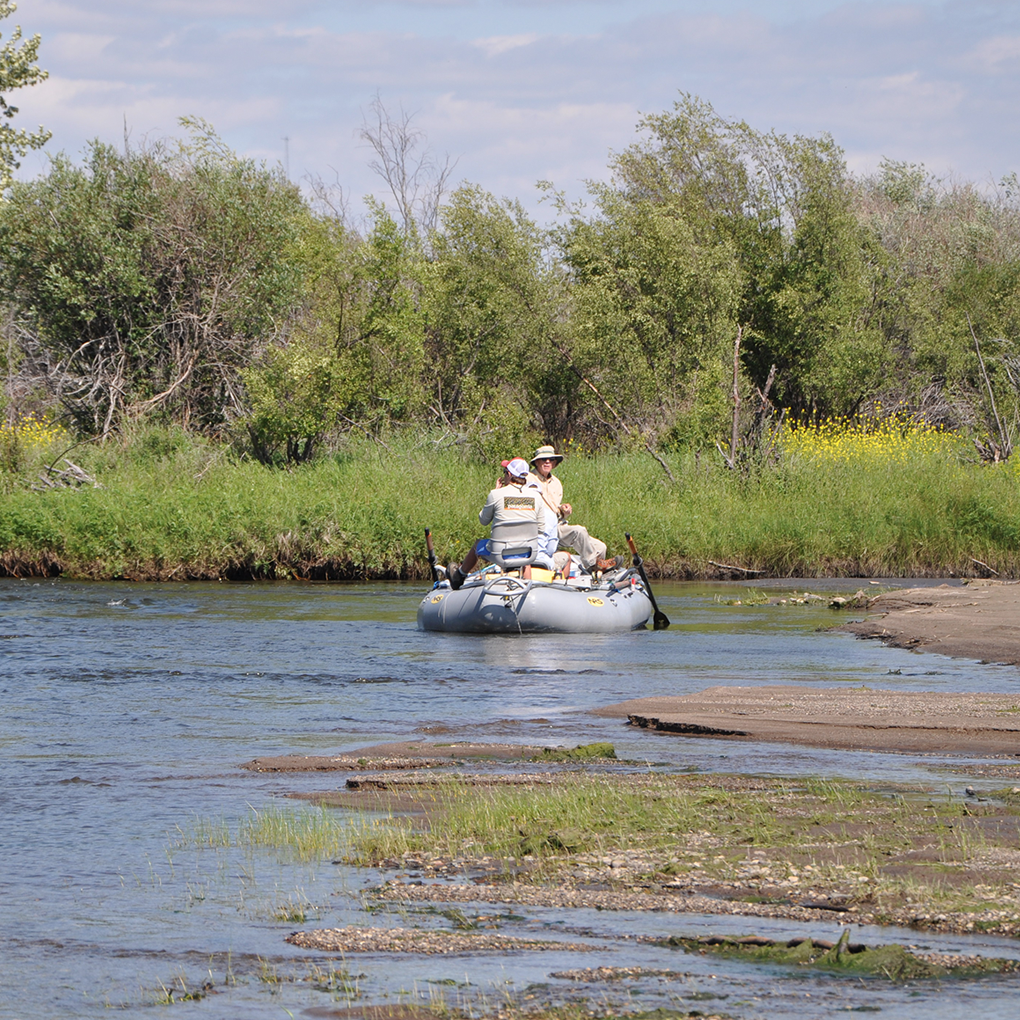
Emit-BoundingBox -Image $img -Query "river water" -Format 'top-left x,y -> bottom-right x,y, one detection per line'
3,577 -> 1020,1019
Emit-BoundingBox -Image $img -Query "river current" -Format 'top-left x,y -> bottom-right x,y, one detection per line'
3,577 -> 1020,1019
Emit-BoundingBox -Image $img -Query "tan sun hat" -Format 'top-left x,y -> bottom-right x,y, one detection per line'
530,444 -> 564,466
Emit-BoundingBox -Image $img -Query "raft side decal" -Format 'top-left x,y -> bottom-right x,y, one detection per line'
431,594 -> 445,604
587,597 -> 604,607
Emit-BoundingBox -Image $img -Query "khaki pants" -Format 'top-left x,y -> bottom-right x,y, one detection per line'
557,522 -> 606,571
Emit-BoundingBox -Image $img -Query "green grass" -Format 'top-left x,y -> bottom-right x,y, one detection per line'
532,742 -> 617,762
2,424 -> 1020,579
346,775 -> 874,864
175,803 -> 350,862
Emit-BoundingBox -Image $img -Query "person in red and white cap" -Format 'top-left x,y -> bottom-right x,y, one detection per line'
447,458 -> 550,589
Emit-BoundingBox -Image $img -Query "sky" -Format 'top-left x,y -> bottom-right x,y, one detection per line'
6,0 -> 1020,221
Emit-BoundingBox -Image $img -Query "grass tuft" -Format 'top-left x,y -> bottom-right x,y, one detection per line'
174,802 -> 349,862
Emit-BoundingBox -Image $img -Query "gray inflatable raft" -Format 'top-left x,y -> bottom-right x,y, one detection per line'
417,570 -> 653,634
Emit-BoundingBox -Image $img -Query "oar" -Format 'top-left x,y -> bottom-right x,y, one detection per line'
424,527 -> 439,584
625,533 -> 670,630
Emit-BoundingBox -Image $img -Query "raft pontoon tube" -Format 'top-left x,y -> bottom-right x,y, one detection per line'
417,566 -> 653,634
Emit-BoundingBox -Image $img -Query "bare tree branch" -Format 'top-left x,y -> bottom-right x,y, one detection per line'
359,95 -> 457,235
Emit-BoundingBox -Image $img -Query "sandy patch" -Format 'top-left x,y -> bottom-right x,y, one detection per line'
286,926 -> 594,954
594,686 -> 1020,754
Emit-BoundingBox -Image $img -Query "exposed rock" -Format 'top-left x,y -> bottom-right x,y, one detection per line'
285,925 -> 595,954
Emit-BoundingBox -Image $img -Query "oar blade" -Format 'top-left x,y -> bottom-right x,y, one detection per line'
424,527 -> 439,584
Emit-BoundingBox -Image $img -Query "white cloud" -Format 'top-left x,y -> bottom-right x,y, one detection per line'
472,33 -> 539,57
43,32 -> 116,64
427,92 -> 635,195
964,34 -> 1020,71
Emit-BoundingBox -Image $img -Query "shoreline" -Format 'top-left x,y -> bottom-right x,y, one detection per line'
586,582 -> 1020,755
840,580 -> 1020,666
0,556 -> 1014,584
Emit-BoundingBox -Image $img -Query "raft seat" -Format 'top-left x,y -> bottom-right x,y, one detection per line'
485,543 -> 537,572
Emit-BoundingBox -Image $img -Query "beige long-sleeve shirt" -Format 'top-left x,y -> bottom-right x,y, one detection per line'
527,471 -> 564,520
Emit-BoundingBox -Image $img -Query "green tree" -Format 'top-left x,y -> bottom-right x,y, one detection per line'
558,94 -> 891,438
551,96 -> 750,447
0,0 -> 49,190
242,201 -> 432,461
0,123 -> 305,433
855,166 -> 1020,441
558,182 -> 743,448
747,133 -> 890,417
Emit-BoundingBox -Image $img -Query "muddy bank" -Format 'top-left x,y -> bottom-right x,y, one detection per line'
594,686 -> 1020,755
1,549 -> 1011,582
840,581 -> 1020,665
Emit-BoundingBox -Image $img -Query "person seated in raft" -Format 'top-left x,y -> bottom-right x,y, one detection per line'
448,458 -> 552,589
494,460 -> 562,575
527,444 -> 622,575
521,464 -> 561,574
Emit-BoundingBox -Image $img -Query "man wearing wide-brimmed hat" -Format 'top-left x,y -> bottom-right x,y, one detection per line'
528,444 -> 618,574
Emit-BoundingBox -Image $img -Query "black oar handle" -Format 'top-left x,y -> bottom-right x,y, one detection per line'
424,527 -> 439,584
625,533 -> 670,630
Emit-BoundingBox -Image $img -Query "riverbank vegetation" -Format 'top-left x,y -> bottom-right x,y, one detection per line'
2,416 -> 1020,579
1,417 -> 1019,579
3,95 -> 1020,578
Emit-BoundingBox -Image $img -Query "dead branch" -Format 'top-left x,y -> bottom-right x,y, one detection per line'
131,353 -> 199,413
968,313 -> 1012,461
32,458 -> 102,491
970,556 -> 1000,576
646,446 -> 676,484
359,95 -> 457,235
708,559 -> 764,575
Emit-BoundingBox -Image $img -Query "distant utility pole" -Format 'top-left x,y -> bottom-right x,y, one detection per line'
283,136 -> 290,179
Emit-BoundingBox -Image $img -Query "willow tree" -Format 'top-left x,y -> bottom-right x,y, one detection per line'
421,184 -> 568,454
551,95 -> 747,448
0,122 -> 306,433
